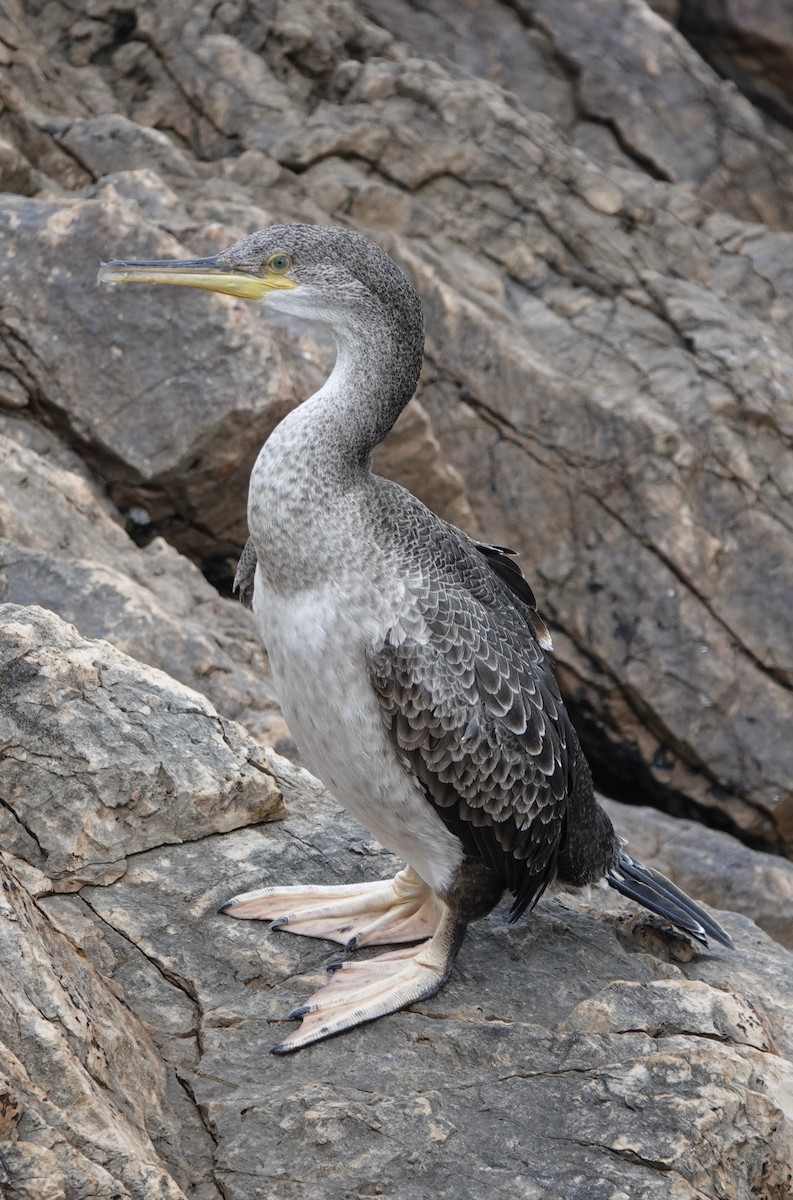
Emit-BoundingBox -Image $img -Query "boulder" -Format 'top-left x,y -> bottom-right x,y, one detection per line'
0,427 -> 289,751
1,564 -> 792,1200
0,855 -> 211,1200
0,604 -> 284,890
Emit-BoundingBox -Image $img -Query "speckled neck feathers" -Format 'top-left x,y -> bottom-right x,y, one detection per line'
278,293 -> 424,473
247,234 -> 424,588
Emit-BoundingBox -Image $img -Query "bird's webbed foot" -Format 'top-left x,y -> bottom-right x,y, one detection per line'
219,865 -> 443,949
273,907 -> 464,1053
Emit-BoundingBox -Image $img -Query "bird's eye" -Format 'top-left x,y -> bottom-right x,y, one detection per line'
267,253 -> 293,273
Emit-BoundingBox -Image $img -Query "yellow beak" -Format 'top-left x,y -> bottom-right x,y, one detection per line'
97,254 -> 298,300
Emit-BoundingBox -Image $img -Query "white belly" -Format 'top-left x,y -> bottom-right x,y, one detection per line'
252,568 -> 463,894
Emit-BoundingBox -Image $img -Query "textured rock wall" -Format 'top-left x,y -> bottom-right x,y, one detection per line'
2,604 -> 793,1200
1,856 -> 201,1200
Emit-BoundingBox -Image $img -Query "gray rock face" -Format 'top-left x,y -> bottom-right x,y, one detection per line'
363,0 -> 793,229
0,854 -> 206,1200
0,605 -> 284,889
0,428 -> 289,751
0,192 -> 305,564
1,604 -> 792,1200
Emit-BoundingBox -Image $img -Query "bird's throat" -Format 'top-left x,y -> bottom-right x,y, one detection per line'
247,316 -> 421,589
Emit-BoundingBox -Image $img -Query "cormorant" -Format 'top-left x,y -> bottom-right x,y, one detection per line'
99,225 -> 732,1053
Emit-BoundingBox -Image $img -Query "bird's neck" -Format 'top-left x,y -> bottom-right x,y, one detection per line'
248,303 -> 423,583
301,305 -> 424,470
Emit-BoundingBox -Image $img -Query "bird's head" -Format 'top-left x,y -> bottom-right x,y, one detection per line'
98,223 -> 420,335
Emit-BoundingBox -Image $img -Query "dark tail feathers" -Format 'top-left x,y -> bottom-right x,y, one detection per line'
607,852 -> 733,949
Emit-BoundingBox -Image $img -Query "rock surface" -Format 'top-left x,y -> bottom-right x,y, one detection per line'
0,424 -> 291,752
0,854 -> 211,1200
1,604 -> 792,1200
364,0 -> 793,228
47,807 -> 793,1200
0,604 -> 284,890
0,0 -> 791,849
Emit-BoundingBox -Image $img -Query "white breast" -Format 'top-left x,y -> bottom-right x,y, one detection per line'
252,566 -> 463,894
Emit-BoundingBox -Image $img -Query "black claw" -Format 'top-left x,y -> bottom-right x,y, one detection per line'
326,960 -> 344,972
217,900 -> 235,914
344,935 -> 358,952
270,916 -> 289,928
271,1041 -> 297,1055
287,1004 -> 310,1019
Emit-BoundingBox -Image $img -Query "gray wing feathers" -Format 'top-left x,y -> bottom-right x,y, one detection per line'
366,509 -> 572,916
473,540 -> 553,652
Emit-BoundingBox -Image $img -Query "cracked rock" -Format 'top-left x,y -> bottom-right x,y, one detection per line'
41,784 -> 793,1200
0,541 -> 792,1198
0,428 -> 288,751
362,0 -> 793,228
0,854 -> 216,1200
0,603 -> 285,889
